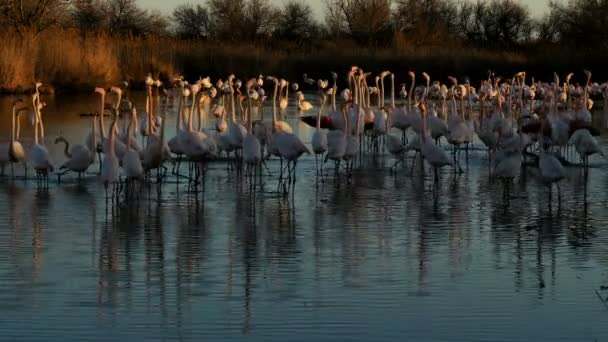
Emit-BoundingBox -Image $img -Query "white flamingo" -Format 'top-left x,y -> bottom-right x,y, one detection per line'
122,106 -> 144,184
28,94 -> 53,186
55,115 -> 95,181
419,103 -> 451,181
100,116 -> 120,199
226,76 -> 247,158
242,86 -> 262,180
1,99 -> 26,178
538,119 -> 566,203
312,93 -> 328,177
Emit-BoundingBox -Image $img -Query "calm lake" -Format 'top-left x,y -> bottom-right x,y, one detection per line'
1,92 -> 608,341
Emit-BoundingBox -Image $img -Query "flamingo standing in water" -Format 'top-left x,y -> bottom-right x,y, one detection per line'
538,118 -> 566,203
100,115 -> 120,200
312,93 -> 328,178
419,102 -> 451,182
1,99 -> 26,178
242,83 -> 262,184
28,93 -> 53,187
55,114 -> 95,181
123,106 -> 144,190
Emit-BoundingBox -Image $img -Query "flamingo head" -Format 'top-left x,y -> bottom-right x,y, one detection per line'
280,79 -> 288,88
183,88 -> 191,98
145,74 -> 154,86
584,70 -> 592,80
110,86 -> 122,96
248,89 -> 259,100
190,83 -> 201,95
209,87 -> 218,98
216,79 -> 224,89
292,82 -> 298,91
94,87 -> 106,96
422,72 -> 430,83
448,76 -> 457,85
331,71 -> 337,80
201,77 -> 212,89
341,89 -> 352,101
408,71 -> 415,79
380,71 -> 390,79
566,73 -> 574,83
318,79 -> 328,89
257,75 -> 264,86
399,84 -> 407,98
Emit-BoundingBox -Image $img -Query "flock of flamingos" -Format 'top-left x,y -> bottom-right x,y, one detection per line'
0,67 -> 605,204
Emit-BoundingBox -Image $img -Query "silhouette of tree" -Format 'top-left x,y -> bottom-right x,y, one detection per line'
324,0 -> 392,45
71,0 -> 107,32
172,4 -> 211,38
393,0 -> 458,46
274,1 -> 319,44
0,0 -> 71,38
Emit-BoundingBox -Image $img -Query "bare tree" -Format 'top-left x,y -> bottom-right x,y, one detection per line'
455,0 -> 532,48
71,0 -> 107,32
208,0 -> 246,40
274,1 -> 319,43
544,0 -> 608,51
105,0 -> 167,35
393,0 -> 458,46
324,0 -> 392,45
172,4 -> 211,38
0,0 -> 71,38
243,0 -> 278,39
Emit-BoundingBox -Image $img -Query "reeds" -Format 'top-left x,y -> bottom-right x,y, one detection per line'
0,28 -> 599,93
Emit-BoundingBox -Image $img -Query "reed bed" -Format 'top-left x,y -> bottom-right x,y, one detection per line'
0,29 -> 600,93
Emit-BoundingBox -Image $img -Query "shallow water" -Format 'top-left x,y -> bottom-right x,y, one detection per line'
2,93 -> 608,341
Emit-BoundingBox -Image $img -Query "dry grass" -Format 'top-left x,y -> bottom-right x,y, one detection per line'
0,29 -> 598,93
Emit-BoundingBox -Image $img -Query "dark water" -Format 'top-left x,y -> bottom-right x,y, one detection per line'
2,93 -> 608,341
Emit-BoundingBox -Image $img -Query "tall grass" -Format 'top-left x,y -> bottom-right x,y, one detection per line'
0,29 -> 599,93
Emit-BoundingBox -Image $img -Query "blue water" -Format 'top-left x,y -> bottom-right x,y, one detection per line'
1,93 -> 608,341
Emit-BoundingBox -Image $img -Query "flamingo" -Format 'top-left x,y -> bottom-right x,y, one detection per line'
242,85 -> 262,181
142,93 -> 171,178
569,128 -> 603,168
179,84 -> 211,181
538,119 -> 566,203
419,102 -> 451,182
169,82 -> 187,172
446,77 -> 468,173
100,115 -> 120,199
54,115 -> 95,181
1,100 -> 25,177
325,103 -> 348,175
122,106 -> 144,187
312,93 -> 328,178
391,72 -> 415,142
28,94 -> 54,187
279,78 -> 289,118
226,75 -> 247,159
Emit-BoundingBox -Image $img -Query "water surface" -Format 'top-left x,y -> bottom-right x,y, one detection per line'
1,93 -> 608,341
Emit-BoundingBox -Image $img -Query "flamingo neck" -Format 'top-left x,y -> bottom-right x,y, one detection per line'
231,88 -> 236,123
127,112 -> 134,150
332,79 -> 337,112
11,106 -> 15,142
247,96 -> 253,133
100,94 -> 106,139
188,93 -> 196,132
408,77 -> 415,110
390,78 -> 395,109
316,97 -> 324,130
272,82 -> 278,126
177,93 -> 184,132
